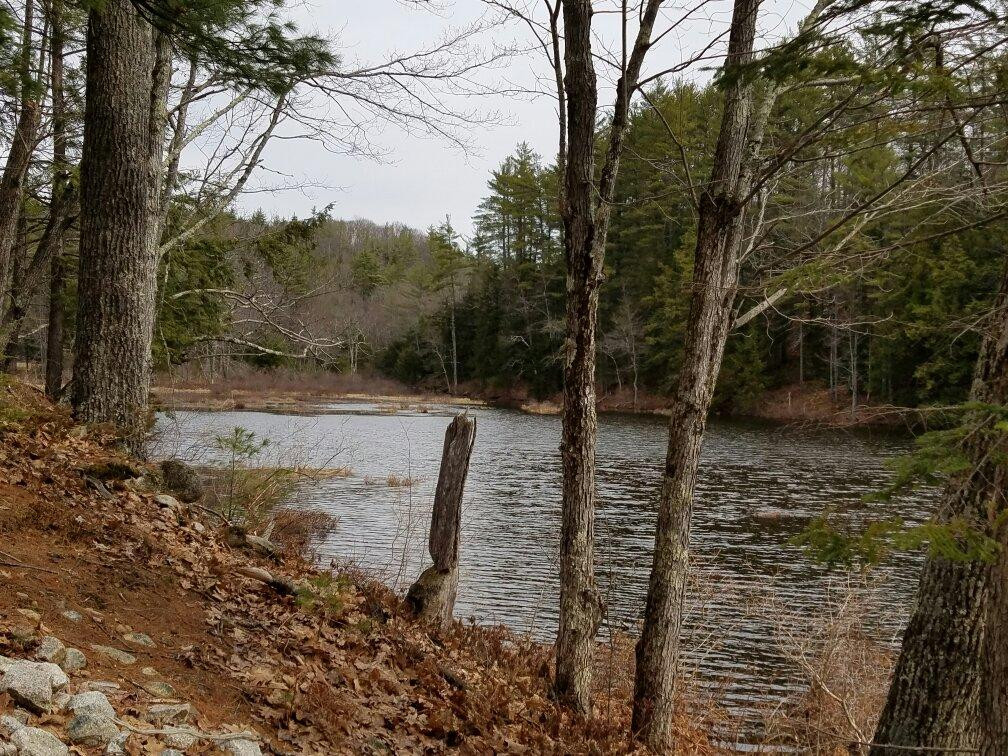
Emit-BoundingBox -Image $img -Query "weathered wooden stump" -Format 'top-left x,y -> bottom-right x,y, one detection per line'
406,413 -> 476,627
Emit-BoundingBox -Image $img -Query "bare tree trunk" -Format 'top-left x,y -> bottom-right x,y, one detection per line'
798,320 -> 804,384
0,0 -> 41,321
71,0 -> 157,452
45,249 -> 65,398
44,0 -> 67,400
850,330 -> 858,417
554,0 -> 663,713
873,261 -> 1008,755
632,0 -> 767,747
983,522 -> 1008,755
2,219 -> 28,371
450,276 -> 458,392
554,0 -> 604,713
406,414 -> 476,627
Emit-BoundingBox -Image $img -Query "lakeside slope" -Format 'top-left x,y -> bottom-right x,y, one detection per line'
0,380 -> 712,754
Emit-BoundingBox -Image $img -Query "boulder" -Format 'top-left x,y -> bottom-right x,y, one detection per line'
89,645 -> 136,666
154,494 -> 181,511
10,726 -> 69,756
146,704 -> 195,726
164,730 -> 197,749
60,610 -> 82,623
160,459 -> 204,503
85,681 -> 120,692
68,691 -> 115,720
137,679 -> 178,699
35,637 -> 65,665
66,713 -> 120,748
60,649 -> 86,674
0,661 -> 69,713
223,739 -> 262,756
122,632 -> 155,648
16,608 -> 41,624
103,732 -> 128,756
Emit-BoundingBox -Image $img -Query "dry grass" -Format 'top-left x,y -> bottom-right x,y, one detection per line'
756,577 -> 895,754
156,363 -> 412,397
270,507 -> 340,560
520,400 -> 561,415
385,473 -> 420,488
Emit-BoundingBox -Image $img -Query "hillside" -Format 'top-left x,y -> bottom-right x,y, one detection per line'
0,381 -> 711,755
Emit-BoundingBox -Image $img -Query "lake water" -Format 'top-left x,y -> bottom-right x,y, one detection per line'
154,402 -> 933,723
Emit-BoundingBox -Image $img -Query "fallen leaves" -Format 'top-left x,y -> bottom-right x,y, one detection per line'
0,383 -> 717,754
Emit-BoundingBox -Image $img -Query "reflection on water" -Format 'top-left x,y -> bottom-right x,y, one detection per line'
154,403 -> 932,718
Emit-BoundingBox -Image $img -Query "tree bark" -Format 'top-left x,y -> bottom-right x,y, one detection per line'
0,0 -> 41,322
554,0 -> 663,713
406,414 -> 476,627
872,260 -> 1008,755
555,0 -> 604,714
71,0 -> 157,452
45,248 -> 65,399
631,0 -> 769,748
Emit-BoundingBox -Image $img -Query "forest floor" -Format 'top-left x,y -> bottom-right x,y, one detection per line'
0,379 -> 719,754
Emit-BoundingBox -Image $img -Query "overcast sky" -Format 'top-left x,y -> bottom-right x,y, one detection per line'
235,0 -> 811,238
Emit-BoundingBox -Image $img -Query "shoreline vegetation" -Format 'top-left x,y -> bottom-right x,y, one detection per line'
150,369 -> 916,430
0,379 -> 891,753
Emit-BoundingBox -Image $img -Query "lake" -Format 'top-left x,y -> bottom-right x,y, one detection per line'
153,401 -> 932,722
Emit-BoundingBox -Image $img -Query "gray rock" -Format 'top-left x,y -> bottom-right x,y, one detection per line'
0,655 -> 12,673
10,625 -> 35,644
85,681 -> 120,692
16,608 -> 41,623
35,637 -> 65,665
122,632 -> 155,648
0,714 -> 23,733
89,645 -> 136,666
52,692 -> 71,712
0,661 -> 69,713
60,610 -> 82,623
137,679 -> 178,699
164,729 -> 197,749
141,666 -> 158,677
154,494 -> 181,510
66,713 -> 120,748
159,750 -> 184,756
11,711 -> 30,725
222,738 -> 262,756
160,459 -> 204,503
245,535 -> 278,558
68,691 -> 115,720
103,732 -> 128,756
10,726 -> 69,756
60,648 -> 86,674
146,704 -> 195,725
0,742 -> 15,756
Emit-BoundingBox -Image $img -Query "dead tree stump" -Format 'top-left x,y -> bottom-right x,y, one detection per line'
406,413 -> 476,627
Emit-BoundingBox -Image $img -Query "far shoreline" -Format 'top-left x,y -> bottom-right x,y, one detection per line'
150,374 -> 923,431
